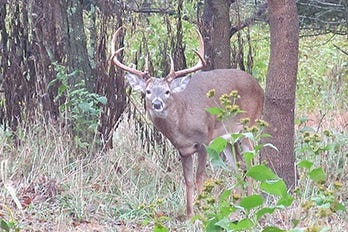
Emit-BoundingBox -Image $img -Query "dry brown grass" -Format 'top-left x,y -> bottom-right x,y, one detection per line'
0,111 -> 346,231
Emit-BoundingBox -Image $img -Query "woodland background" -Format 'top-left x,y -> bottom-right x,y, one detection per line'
0,0 -> 347,231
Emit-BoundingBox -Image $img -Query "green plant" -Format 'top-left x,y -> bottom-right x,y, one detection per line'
0,218 -> 20,232
194,126 -> 292,231
194,92 -> 346,231
49,62 -> 107,148
192,90 -> 291,231
138,198 -> 170,232
292,121 -> 346,230
0,205 -> 21,232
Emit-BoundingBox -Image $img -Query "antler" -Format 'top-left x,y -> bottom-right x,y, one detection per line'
166,29 -> 206,82
111,27 -> 148,78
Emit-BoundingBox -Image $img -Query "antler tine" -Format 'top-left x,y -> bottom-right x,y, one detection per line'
111,27 -> 124,55
144,54 -> 149,73
166,29 -> 206,82
165,55 -> 176,82
111,27 -> 147,77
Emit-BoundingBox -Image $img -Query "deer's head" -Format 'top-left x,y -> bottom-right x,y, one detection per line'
111,27 -> 206,118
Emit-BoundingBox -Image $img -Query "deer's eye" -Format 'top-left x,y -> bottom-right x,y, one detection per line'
146,90 -> 151,95
165,90 -> 170,95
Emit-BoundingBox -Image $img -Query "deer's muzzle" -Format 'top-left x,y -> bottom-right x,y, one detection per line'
152,98 -> 164,111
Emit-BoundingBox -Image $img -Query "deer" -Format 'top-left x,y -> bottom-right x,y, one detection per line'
110,27 -> 264,219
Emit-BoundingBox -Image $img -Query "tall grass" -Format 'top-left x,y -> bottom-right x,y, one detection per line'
1,112 -> 346,231
0,117 -> 196,231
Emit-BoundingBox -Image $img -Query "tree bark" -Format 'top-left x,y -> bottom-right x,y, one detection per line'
31,0 -> 62,120
173,0 -> 186,71
96,3 -> 127,150
60,0 -> 93,91
261,0 -> 299,189
201,0 -> 232,70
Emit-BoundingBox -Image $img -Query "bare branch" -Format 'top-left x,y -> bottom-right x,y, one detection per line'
333,44 -> 348,56
230,3 -> 268,38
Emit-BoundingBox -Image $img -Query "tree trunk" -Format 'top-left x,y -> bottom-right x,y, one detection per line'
173,0 -> 186,71
261,0 -> 299,189
96,3 -> 127,150
60,0 -> 93,91
31,0 -> 62,120
201,0 -> 231,70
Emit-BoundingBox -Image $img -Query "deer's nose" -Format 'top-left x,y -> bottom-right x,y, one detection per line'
152,99 -> 163,111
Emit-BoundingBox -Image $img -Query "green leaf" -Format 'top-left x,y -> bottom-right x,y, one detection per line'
78,102 -> 92,112
206,218 -> 221,232
309,167 -> 326,183
297,159 -> 313,170
206,146 -> 228,170
291,219 -> 300,227
311,196 -> 325,205
97,96 -> 107,105
0,219 -> 10,231
209,137 -> 227,154
324,144 -> 336,151
67,69 -> 80,77
239,194 -> 264,210
230,218 -> 253,231
48,78 -> 58,87
219,189 -> 232,202
246,164 -> 278,181
153,224 -> 169,232
206,107 -> 224,115
88,123 -> 99,131
277,194 -> 294,207
253,144 -> 264,152
331,201 -> 346,211
218,189 -> 236,217
256,207 -> 275,220
243,151 -> 255,167
58,84 -> 68,95
220,205 -> 236,218
262,226 -> 285,232
260,179 -> 288,197
215,218 -> 230,230
231,133 -> 244,143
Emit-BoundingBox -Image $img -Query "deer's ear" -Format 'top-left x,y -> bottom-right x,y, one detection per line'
170,76 -> 191,93
125,73 -> 146,93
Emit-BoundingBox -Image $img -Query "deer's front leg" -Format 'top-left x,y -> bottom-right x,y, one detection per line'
181,154 -> 194,219
196,146 -> 207,193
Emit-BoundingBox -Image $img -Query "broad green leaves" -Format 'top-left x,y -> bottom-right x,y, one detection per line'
240,195 -> 264,210
201,133 -> 294,232
246,165 -> 277,181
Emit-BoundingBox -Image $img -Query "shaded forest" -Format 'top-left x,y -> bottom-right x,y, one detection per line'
1,0 -> 346,150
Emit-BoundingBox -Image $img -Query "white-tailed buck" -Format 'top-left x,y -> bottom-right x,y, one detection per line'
111,27 -> 264,218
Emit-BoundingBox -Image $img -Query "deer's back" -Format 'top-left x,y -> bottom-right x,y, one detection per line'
176,69 -> 264,139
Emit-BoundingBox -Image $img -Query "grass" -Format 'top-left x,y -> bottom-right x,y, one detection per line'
1,31 -> 347,231
0,112 -> 346,231
0,117 -> 189,231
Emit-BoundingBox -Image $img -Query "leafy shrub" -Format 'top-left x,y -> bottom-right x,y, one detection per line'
193,91 -> 346,231
194,123 -> 293,232
49,62 -> 107,148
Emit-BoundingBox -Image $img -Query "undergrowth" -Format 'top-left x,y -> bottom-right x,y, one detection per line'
0,101 -> 346,232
